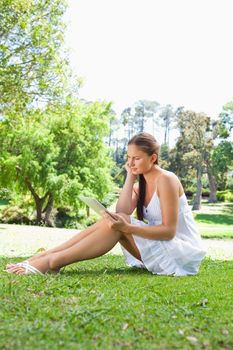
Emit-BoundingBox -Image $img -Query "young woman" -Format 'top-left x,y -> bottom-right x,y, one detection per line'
5,132 -> 206,276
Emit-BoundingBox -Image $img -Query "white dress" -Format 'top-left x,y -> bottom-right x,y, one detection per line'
120,192 -> 206,276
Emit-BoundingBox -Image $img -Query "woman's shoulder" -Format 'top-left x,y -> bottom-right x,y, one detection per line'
156,169 -> 181,195
157,169 -> 179,183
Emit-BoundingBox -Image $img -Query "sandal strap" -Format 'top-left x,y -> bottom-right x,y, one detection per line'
19,261 -> 44,275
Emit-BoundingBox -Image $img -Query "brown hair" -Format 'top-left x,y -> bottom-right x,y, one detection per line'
128,132 -> 160,220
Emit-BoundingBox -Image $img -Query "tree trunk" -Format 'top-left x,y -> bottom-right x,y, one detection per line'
207,171 -> 217,203
23,175 -> 48,225
192,165 -> 202,210
35,197 -> 44,225
44,193 -> 54,227
204,152 -> 217,203
15,166 -> 51,225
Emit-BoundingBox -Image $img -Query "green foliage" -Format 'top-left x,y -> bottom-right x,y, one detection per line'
174,110 -> 212,171
169,143 -> 196,191
0,0 -> 115,225
0,256 -> 233,350
169,110 -> 215,210
0,0 -> 76,113
219,101 -> 233,137
0,188 -> 11,200
0,192 -> 35,224
0,204 -> 33,225
216,190 -> 233,202
226,174 -> 233,190
211,141 -> 233,190
160,143 -> 169,161
0,100 -> 114,222
159,143 -> 170,170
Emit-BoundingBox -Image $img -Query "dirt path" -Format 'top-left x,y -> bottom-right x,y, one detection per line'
0,223 -> 232,260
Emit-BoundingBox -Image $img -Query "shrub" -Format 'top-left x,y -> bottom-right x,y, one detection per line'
226,175 -> 233,190
0,205 -> 33,225
0,188 -> 11,201
216,190 -> 233,202
225,191 -> 233,202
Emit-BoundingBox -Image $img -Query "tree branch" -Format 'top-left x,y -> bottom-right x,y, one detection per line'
16,165 -> 40,201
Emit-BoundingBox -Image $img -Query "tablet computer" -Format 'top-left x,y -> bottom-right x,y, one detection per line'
79,196 -> 117,220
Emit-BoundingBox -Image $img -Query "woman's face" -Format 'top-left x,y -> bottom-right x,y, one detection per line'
127,144 -> 156,175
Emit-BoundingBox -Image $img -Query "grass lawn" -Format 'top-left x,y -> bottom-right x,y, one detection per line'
0,199 -> 232,239
193,202 -> 233,239
1,256 -> 233,350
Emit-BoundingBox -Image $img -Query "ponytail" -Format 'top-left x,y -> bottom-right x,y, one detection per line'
136,175 -> 146,220
128,132 -> 160,220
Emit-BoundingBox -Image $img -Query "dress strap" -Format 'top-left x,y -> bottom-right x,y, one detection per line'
154,174 -> 163,195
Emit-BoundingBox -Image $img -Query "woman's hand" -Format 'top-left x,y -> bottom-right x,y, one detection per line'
124,161 -> 137,180
124,161 -> 131,173
102,211 -> 131,234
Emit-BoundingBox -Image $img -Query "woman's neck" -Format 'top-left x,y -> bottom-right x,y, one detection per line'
143,165 -> 162,185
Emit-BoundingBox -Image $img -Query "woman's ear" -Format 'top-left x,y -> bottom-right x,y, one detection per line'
151,154 -> 157,164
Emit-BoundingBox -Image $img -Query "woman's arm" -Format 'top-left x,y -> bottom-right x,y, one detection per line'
115,164 -> 138,214
112,173 -> 180,240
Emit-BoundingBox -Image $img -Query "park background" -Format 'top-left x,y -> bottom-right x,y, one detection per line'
0,1 -> 233,349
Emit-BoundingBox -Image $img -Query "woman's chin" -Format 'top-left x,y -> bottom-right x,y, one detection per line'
132,169 -> 142,175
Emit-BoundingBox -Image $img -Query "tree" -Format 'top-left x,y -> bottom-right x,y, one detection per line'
175,110 -> 212,210
159,143 -> 170,170
0,100 -> 114,225
107,108 -> 118,147
206,102 -> 233,194
121,107 -> 134,141
169,137 -> 196,192
219,101 -> 233,137
0,0 -> 77,114
211,141 -> 233,190
157,104 -> 176,146
132,100 -> 160,135
204,150 -> 217,203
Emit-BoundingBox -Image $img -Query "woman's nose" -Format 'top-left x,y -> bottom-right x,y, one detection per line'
129,159 -> 135,167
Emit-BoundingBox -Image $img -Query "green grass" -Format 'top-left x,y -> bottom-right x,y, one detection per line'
193,202 -> 233,239
195,213 -> 233,226
1,256 -> 233,350
197,225 -> 233,239
0,199 -> 232,239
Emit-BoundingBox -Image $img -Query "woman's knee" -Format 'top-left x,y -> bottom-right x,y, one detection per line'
48,253 -> 60,270
116,212 -> 131,223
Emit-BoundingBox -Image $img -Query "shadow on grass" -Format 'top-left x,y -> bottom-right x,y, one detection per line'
60,267 -> 151,277
221,203 -> 233,214
55,259 -> 233,279
202,202 -> 233,213
195,213 -> 233,225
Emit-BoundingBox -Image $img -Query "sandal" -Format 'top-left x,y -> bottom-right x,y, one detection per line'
5,261 -> 61,275
5,260 -> 44,275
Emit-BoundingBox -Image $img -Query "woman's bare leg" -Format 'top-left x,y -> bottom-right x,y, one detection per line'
29,220 -> 104,260
7,216 -> 142,274
119,234 -> 141,261
6,220 -> 105,272
11,220 -> 122,274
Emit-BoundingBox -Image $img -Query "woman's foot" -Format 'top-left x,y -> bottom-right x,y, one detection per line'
5,252 -> 60,274
5,255 -> 52,275
6,251 -> 46,268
